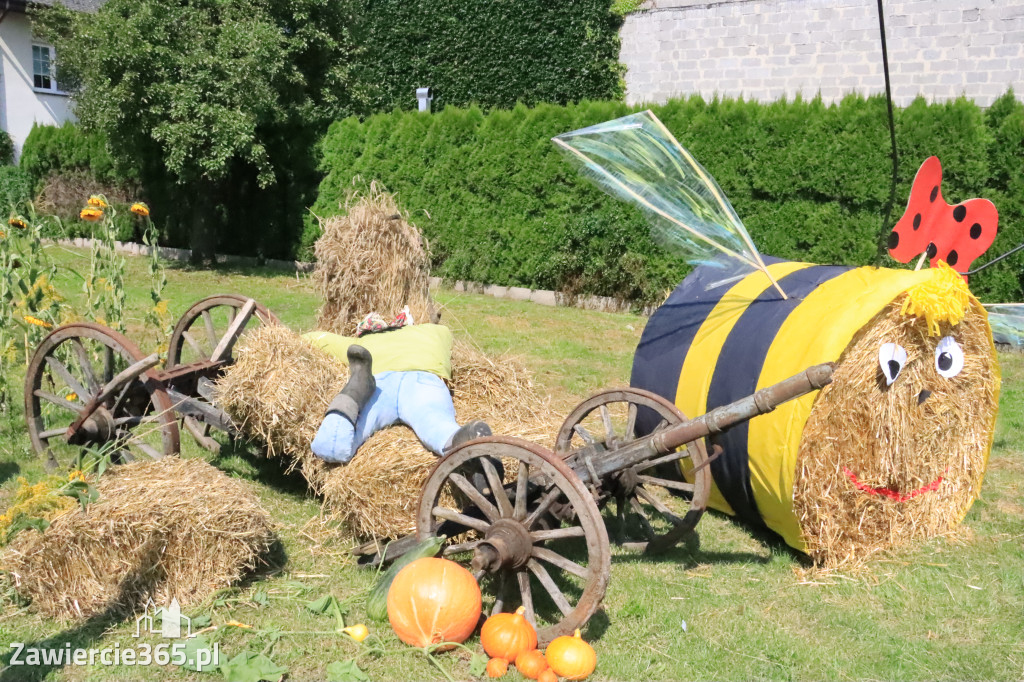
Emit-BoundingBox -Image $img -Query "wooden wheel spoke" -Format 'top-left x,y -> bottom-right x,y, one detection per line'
491,572 -> 507,617
181,330 -> 205,358
525,486 -> 562,529
44,356 -> 88,401
70,339 -> 100,393
447,473 -> 500,522
599,405 -> 615,443
117,431 -> 162,460
432,507 -> 491,534
113,414 -> 162,427
200,309 -> 218,351
527,559 -> 574,617
211,299 -> 255,363
35,389 -> 83,414
530,526 -> 585,542
39,426 -> 69,440
629,495 -> 656,541
442,539 -> 481,557
517,570 -> 535,625
103,346 -> 115,384
481,458 -> 513,517
226,305 -> 236,324
532,546 -> 588,579
514,461 -> 529,521
634,485 -> 683,525
636,474 -> 695,494
653,418 -> 668,433
573,424 -> 596,445
625,402 -> 638,441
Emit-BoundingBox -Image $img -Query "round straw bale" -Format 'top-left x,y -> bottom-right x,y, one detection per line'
1,458 -> 275,619
313,182 -> 436,334
794,295 -> 998,566
632,261 -> 1000,567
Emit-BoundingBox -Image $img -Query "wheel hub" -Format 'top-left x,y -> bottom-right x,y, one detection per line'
68,406 -> 117,445
471,519 -> 533,573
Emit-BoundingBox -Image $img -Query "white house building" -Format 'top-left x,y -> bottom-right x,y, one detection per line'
0,0 -> 97,161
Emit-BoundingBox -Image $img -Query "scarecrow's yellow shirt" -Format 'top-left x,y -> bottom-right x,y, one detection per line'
302,324 -> 453,381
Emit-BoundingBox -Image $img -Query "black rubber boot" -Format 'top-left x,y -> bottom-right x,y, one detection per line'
444,420 -> 492,453
325,345 -> 376,424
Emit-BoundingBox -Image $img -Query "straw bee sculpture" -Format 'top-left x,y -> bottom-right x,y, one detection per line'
555,113 -> 1001,565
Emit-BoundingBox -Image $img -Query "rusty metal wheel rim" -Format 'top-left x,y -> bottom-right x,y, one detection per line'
166,294 -> 277,450
416,435 -> 610,646
24,322 -> 180,469
555,387 -> 710,550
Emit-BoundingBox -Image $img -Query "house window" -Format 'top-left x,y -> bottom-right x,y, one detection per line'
32,45 -> 57,92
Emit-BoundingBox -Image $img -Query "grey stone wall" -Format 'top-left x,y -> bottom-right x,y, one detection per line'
621,0 -> 1024,106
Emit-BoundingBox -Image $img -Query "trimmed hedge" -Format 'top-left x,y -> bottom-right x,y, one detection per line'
19,122 -> 131,187
355,0 -> 624,112
0,130 -> 13,166
0,166 -> 33,213
313,92 -> 1024,306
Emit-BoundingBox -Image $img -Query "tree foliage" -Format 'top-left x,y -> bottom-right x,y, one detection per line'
33,0 -> 363,260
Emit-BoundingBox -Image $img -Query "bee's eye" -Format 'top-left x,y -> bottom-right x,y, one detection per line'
935,336 -> 964,378
878,342 -> 908,386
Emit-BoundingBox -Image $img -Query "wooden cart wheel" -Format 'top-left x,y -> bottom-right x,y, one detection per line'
554,387 -> 710,553
166,294 -> 278,451
417,436 -> 611,646
25,322 -> 180,470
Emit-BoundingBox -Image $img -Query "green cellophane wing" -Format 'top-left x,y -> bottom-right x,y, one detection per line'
553,110 -> 784,296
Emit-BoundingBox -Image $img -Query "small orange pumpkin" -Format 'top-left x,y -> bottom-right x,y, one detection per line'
515,649 -> 548,680
486,657 -> 508,678
538,668 -> 558,682
481,606 -> 538,662
386,557 -> 481,648
545,629 -> 596,680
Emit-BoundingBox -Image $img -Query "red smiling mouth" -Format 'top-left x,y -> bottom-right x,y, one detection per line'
842,467 -> 947,502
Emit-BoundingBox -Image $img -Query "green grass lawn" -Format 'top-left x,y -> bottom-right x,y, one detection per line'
0,245 -> 1021,681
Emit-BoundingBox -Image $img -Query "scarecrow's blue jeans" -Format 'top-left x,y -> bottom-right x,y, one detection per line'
311,370 -> 459,464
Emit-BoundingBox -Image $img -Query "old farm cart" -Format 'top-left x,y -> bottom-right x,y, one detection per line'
24,294 -> 276,468
360,361 -> 835,644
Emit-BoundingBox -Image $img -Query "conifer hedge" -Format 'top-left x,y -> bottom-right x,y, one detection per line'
313,92 -> 1024,306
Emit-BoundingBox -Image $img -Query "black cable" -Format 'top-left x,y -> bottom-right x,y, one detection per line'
962,241 -> 1024,276
876,0 -> 899,254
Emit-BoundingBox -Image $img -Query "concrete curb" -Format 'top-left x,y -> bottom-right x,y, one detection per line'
52,238 -> 649,316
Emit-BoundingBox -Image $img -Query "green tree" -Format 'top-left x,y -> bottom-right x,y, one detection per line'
33,0 -> 364,261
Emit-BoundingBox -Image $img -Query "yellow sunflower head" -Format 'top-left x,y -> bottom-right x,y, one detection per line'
87,195 -> 108,208
80,207 -> 104,223
130,202 -> 150,217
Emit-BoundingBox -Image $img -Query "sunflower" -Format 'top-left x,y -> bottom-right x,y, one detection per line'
87,195 -> 108,208
130,202 -> 150,217
80,207 -> 104,222
8,216 -> 27,229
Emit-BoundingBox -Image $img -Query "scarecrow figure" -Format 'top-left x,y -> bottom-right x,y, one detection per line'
303,310 -> 491,464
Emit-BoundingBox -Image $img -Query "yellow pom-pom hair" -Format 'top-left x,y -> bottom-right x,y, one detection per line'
900,261 -> 972,336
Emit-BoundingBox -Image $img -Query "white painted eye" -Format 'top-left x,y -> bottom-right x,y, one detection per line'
879,343 -> 908,386
935,336 -> 964,378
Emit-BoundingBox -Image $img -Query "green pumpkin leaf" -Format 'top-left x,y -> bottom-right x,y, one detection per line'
326,659 -> 370,682
179,635 -> 218,673
219,651 -> 287,682
469,653 -> 488,678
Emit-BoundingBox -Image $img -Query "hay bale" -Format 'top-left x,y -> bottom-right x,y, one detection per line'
2,458 -> 275,619
313,182 -> 436,334
793,295 -> 998,566
632,261 -> 999,567
216,325 -> 559,539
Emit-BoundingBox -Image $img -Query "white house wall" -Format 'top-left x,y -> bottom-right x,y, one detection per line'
621,0 -> 1024,106
0,11 -> 74,160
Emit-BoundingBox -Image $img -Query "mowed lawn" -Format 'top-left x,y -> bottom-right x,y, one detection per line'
0,245 -> 1021,681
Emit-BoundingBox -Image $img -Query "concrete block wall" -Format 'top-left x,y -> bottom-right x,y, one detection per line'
621,0 -> 1024,106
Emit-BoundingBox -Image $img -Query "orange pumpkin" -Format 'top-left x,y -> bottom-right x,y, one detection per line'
538,668 -> 558,682
545,629 -> 596,680
386,557 -> 481,648
481,606 -> 538,662
515,649 -> 548,680
487,657 -> 509,678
